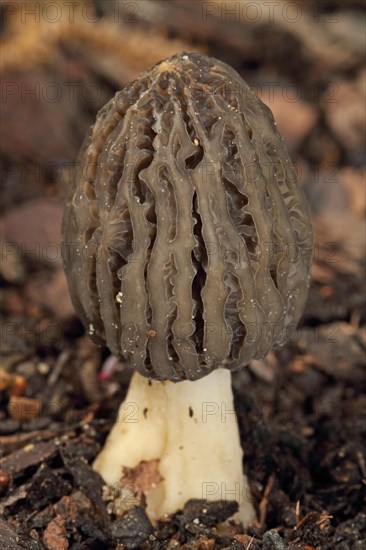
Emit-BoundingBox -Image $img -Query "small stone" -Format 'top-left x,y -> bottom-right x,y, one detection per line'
182,498 -> 238,527
110,506 -> 153,549
262,529 -> 289,550
37,362 -> 50,375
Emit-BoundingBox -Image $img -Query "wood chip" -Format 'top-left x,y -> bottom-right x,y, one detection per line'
43,514 -> 68,550
0,440 -> 58,476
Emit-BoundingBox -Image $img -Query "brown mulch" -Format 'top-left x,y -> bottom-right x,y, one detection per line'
1,1 -> 365,548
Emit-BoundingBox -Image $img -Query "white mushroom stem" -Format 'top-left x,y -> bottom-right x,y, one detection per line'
93,368 -> 256,525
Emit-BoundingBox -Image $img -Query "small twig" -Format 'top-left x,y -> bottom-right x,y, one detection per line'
295,500 -> 301,525
47,349 -> 70,386
317,514 -> 333,530
0,430 -> 57,452
356,450 -> 366,479
256,474 -> 275,529
79,358 -> 102,403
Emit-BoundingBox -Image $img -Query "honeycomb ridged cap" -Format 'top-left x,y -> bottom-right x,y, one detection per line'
62,52 -> 313,381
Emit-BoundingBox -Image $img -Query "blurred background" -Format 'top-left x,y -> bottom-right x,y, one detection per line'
0,0 -> 365,547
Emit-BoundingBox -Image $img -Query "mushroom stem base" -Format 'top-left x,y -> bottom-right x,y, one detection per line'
93,368 -> 256,525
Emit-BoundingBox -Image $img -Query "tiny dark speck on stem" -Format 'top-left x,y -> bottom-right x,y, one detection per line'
189,407 -> 194,418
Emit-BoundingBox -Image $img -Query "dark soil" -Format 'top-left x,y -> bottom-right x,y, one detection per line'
1,1 -> 365,549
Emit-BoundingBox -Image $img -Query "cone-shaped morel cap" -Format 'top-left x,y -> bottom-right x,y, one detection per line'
62,53 -> 313,382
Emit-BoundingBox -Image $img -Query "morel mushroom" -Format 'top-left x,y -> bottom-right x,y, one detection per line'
62,52 -> 313,524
